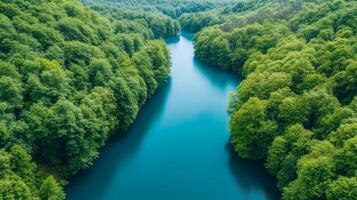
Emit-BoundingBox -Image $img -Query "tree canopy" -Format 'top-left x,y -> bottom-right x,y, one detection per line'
81,0 -> 227,18
193,0 -> 357,199
0,0 -> 172,199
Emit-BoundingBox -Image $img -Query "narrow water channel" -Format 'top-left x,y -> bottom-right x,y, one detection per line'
66,33 -> 280,200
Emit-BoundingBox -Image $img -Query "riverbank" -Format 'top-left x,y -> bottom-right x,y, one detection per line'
66,33 -> 280,200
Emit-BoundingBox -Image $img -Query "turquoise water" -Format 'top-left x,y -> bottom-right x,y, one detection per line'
66,33 -> 280,200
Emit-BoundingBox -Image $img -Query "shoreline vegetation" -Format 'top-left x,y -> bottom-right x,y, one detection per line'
0,0 -> 356,199
0,0 -> 176,199
0,0 -> 224,199
191,0 -> 357,199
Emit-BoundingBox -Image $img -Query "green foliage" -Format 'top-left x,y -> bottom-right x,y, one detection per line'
193,0 -> 357,199
281,141 -> 336,200
179,12 -> 223,32
40,176 -> 65,200
267,124 -> 313,188
86,4 -> 181,38
333,62 -> 357,104
194,22 -> 290,73
0,145 -> 38,199
230,97 -> 278,159
82,0 -> 224,19
180,0 -> 308,32
0,0 -> 171,198
326,176 -> 357,200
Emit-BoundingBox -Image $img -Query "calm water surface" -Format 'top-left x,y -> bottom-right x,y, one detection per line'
66,33 -> 280,200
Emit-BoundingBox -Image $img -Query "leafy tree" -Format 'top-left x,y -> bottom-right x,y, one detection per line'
334,137 -> 357,177
40,176 -> 65,200
83,0 -> 224,19
194,22 -> 290,73
0,0 -> 172,198
179,12 -> 222,32
333,62 -> 357,104
267,124 -> 313,188
193,1 -> 357,198
56,17 -> 98,44
88,59 -> 113,87
283,141 -> 336,200
0,177 -> 32,200
230,97 -> 278,159
0,76 -> 23,109
237,72 -> 292,106
326,176 -> 357,200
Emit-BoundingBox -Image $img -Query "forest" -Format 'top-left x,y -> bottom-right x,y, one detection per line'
0,0 -> 356,199
193,0 -> 357,199
81,0 -> 226,18
0,0 -> 178,199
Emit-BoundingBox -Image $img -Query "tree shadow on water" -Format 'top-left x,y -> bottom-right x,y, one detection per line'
181,31 -> 279,199
225,143 -> 281,200
180,31 -> 195,41
66,79 -> 172,198
193,58 -> 240,91
165,35 -> 180,44
180,32 -> 240,90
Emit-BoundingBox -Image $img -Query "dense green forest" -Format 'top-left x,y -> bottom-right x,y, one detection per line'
81,0 -> 228,18
193,0 -> 357,199
1,0 -> 356,199
87,5 -> 180,39
178,0 -> 268,32
179,0 -> 328,32
0,0 -> 174,199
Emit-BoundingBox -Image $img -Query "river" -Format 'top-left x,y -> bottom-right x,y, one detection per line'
66,32 -> 280,200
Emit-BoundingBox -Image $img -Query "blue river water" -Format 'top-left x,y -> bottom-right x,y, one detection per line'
66,33 -> 280,200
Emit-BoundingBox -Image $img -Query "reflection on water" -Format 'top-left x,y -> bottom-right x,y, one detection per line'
226,144 -> 280,199
67,33 -> 280,200
193,58 -> 239,91
68,80 -> 172,195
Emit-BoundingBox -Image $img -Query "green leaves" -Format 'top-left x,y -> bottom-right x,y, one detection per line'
179,12 -> 222,32
194,22 -> 289,73
0,145 -> 37,200
0,0 -> 172,198
230,97 -> 278,159
193,0 -> 357,199
333,62 -> 357,104
0,76 -> 23,109
40,176 -> 65,200
326,176 -> 357,200
267,124 -> 313,188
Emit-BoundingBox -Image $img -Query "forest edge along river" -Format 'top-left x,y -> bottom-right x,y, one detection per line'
66,32 -> 280,200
